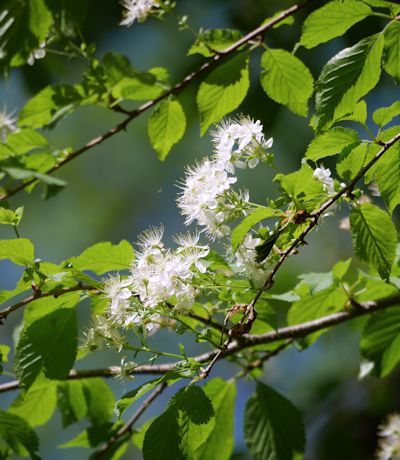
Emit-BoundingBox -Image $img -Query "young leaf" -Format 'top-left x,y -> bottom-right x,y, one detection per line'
0,238 -> 34,266
231,207 -> 275,252
197,53 -> 249,135
15,307 -> 78,389
361,306 -> 400,377
350,203 -> 397,280
68,240 -> 134,274
315,34 -> 384,131
305,127 -> 360,161
188,29 -> 242,57
9,379 -> 57,427
260,48 -> 314,117
373,101 -> 400,128
116,379 -> 161,418
6,129 -> 48,155
299,0 -> 371,49
0,410 -> 39,459
244,381 -> 305,460
383,22 -> 400,83
148,99 -> 186,160
18,84 -> 83,129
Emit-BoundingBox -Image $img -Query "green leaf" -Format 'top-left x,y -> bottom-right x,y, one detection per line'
9,378 -> 57,427
143,386 -> 214,460
15,307 -> 78,389
244,381 -> 305,460
24,292 -> 81,325
148,99 -> 186,160
306,127 -> 360,162
0,0 -> 52,70
197,53 -> 249,135
18,84 -> 83,129
288,286 -> 348,344
82,379 -> 115,425
275,163 -> 324,208
57,380 -> 87,427
374,143 -> 400,214
60,422 -> 117,448
383,22 -> 400,83
350,203 -> 397,280
260,48 -> 314,117
0,345 -> 10,375
0,206 -> 23,227
68,240 -> 134,274
315,34 -> 384,131
0,410 -> 39,459
57,378 -> 115,429
6,129 -> 48,155
116,379 -> 160,418
361,306 -> 400,377
299,0 -> 371,49
188,29 -> 242,57
373,101 -> 400,128
336,100 -> 367,125
336,143 -> 367,181
231,207 -> 275,252
143,407 -> 181,460
194,378 -> 236,460
0,238 -> 34,266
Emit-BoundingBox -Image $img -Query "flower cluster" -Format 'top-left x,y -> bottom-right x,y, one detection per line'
376,414 -> 400,460
103,228 -> 209,331
177,117 -> 273,239
233,234 -> 269,286
120,0 -> 159,26
313,166 -> 335,195
212,116 -> 273,173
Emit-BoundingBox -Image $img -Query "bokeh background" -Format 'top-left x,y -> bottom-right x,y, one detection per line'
1,0 -> 399,458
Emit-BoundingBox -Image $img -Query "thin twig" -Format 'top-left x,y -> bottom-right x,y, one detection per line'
0,0 -> 311,202
0,284 -> 98,322
250,133 -> 400,310
2,291 -> 399,394
94,382 -> 168,459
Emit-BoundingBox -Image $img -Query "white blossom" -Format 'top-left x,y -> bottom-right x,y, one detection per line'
313,166 -> 335,195
212,116 -> 273,172
130,227 -> 209,311
233,234 -> 267,286
27,42 -> 46,66
120,0 -> 159,26
377,414 -> 400,460
177,158 -> 239,239
0,106 -> 17,141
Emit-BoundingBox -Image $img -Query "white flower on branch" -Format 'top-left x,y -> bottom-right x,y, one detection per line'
27,42 -> 46,66
120,0 -> 159,26
313,166 -> 335,195
377,414 -> 400,460
212,116 -> 273,173
131,227 -> 209,310
0,106 -> 17,141
177,158 -> 252,239
233,234 -> 268,286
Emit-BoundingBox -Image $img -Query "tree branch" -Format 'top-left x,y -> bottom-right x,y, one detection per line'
0,284 -> 99,323
1,291 -> 399,394
0,0 -> 311,202
94,382 -> 168,459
